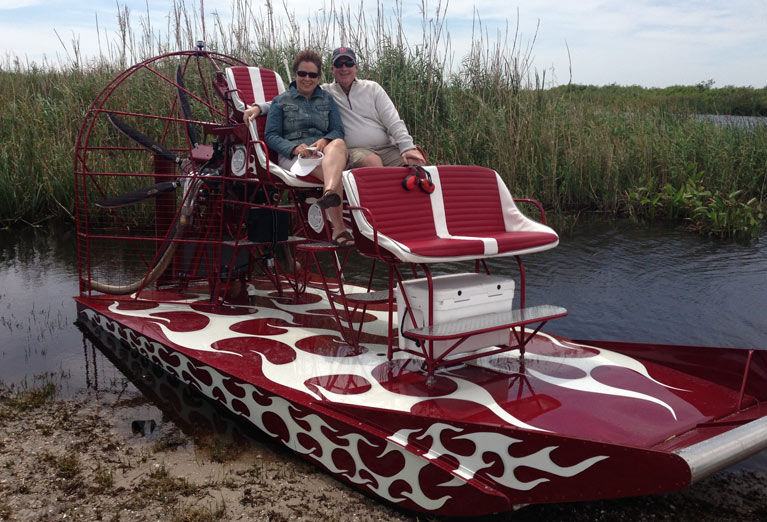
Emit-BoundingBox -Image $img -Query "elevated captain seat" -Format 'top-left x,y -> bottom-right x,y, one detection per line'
224,66 -> 324,189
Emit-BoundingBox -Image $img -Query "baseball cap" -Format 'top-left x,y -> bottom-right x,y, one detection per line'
332,47 -> 357,64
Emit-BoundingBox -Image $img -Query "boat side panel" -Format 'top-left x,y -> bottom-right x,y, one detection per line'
74,286 -> 766,453
74,288 -> 767,512
326,403 -> 693,505
76,299 -> 693,509
76,301 -> 511,517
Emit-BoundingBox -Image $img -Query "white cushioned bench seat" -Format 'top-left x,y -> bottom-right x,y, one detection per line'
343,165 -> 558,263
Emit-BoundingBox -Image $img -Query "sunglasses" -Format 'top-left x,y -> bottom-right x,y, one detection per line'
296,70 -> 319,78
333,61 -> 356,68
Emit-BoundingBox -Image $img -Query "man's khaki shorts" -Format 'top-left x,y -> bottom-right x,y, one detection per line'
348,144 -> 405,168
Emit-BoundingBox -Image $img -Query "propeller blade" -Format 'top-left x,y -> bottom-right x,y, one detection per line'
176,65 -> 200,147
106,113 -> 181,165
94,181 -> 180,208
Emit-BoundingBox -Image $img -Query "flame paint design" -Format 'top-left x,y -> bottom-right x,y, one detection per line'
390,423 -> 608,490
470,333 -> 687,420
81,308 -> 457,509
79,281 -> 694,509
106,284 -> 682,425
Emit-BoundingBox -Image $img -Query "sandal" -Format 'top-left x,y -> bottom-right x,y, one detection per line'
317,190 -> 341,209
332,230 -> 355,247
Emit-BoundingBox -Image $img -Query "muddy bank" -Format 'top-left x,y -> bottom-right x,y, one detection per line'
1,387 -> 766,522
0,387 -> 414,522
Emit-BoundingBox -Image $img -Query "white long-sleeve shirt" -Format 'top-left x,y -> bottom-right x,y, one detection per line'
322,80 -> 416,154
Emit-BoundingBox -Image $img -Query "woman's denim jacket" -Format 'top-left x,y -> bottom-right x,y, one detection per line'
264,82 -> 344,159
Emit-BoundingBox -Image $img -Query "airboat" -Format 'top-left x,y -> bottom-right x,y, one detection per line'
73,46 -> 767,516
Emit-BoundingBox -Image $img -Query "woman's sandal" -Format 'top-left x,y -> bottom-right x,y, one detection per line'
317,190 -> 341,209
332,230 -> 354,247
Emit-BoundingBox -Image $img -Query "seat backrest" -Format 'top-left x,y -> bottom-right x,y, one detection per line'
350,167 -> 438,240
344,167 -> 438,260
435,166 -> 558,241
225,66 -> 285,140
436,165 -> 507,235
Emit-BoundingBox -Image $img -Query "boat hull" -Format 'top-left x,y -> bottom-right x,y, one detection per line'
74,281 -> 767,516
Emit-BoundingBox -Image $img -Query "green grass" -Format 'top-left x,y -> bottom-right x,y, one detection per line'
0,382 -> 57,419
93,464 -> 115,492
38,451 -> 84,494
551,82 -> 767,115
1,0 -> 765,236
0,66 -> 115,226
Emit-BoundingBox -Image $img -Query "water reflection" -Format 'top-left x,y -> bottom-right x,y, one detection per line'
518,220 -> 767,347
0,225 -> 88,394
77,318 -> 272,449
338,219 -> 767,348
695,114 -> 767,128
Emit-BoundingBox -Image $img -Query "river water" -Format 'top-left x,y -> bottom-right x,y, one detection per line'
1,219 -> 766,468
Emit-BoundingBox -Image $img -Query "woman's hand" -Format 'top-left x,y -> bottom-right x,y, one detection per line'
310,138 -> 330,154
243,105 -> 261,122
292,143 -> 316,158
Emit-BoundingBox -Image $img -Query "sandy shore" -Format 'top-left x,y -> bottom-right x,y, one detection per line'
1,387 -> 766,522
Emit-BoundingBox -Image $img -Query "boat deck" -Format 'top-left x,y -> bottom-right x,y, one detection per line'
75,278 -> 759,452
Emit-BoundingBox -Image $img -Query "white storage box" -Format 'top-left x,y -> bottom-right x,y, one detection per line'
395,273 -> 515,359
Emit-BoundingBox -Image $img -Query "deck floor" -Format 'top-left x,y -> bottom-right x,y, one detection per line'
75,278 -> 752,451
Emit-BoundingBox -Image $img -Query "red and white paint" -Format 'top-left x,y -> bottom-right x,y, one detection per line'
76,280 -> 758,514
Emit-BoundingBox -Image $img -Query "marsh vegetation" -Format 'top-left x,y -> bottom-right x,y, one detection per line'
1,0 -> 765,237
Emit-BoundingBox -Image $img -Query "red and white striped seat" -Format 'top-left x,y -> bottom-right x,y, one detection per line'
343,165 -> 558,263
225,66 -> 285,124
224,66 -> 322,188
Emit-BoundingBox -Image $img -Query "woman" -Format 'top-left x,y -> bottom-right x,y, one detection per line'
264,50 -> 352,246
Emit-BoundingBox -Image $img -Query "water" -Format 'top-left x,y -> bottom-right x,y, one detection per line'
1,219 -> 766,469
695,114 -> 767,129
520,220 -> 767,347
0,225 -> 100,394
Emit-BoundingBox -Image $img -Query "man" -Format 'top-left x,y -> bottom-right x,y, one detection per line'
244,47 -> 425,168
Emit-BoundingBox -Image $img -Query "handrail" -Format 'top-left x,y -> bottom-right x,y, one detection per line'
347,205 -> 385,260
514,198 -> 547,224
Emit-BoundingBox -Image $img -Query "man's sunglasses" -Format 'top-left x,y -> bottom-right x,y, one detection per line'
333,61 -> 356,68
296,71 -> 319,78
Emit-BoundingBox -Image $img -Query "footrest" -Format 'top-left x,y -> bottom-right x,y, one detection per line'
223,236 -> 307,247
404,304 -> 567,341
345,289 -> 390,304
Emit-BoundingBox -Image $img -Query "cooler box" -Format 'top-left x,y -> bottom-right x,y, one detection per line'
395,273 -> 515,359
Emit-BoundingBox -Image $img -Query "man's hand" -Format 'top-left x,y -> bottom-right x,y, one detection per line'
402,148 -> 425,166
243,105 -> 261,123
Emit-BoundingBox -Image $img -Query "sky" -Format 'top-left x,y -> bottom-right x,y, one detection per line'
1,0 -> 765,88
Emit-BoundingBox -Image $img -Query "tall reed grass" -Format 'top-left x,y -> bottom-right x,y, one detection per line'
1,0 -> 766,228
